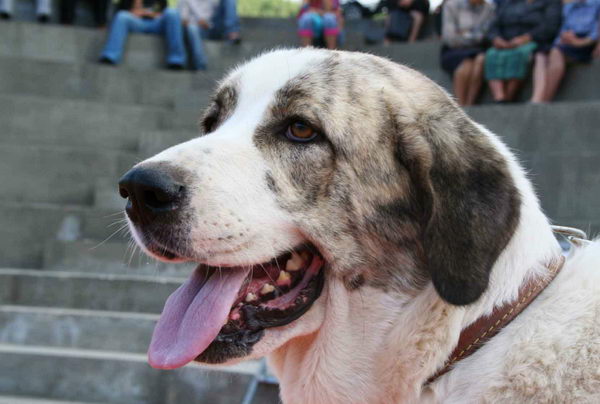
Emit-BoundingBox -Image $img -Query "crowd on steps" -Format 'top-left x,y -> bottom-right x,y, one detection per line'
1,0 -> 599,105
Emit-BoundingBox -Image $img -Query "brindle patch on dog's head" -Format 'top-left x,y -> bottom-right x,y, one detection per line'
247,52 -> 520,304
201,83 -> 239,135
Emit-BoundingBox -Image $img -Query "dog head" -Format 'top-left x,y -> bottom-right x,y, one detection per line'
118,49 -> 520,369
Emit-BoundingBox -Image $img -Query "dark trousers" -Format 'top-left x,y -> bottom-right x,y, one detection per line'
60,0 -> 109,26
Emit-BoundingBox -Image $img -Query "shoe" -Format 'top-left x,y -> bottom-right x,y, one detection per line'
0,12 -> 11,20
166,63 -> 184,71
98,56 -> 116,66
37,14 -> 49,23
228,33 -> 241,46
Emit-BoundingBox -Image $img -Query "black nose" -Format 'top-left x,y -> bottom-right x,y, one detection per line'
118,166 -> 185,224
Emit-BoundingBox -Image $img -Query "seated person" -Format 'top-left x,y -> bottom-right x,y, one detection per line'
384,0 -> 430,44
99,0 -> 187,69
532,0 -> 600,103
179,0 -> 242,71
297,0 -> 342,50
441,0 -> 495,106
0,0 -> 51,22
59,0 -> 110,27
484,0 -> 561,102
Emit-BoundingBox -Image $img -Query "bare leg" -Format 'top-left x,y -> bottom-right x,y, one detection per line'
465,53 -> 485,106
453,59 -> 474,106
408,11 -> 424,43
489,80 -> 506,102
531,52 -> 548,103
505,79 -> 523,101
324,34 -> 337,50
300,36 -> 312,47
543,48 -> 567,102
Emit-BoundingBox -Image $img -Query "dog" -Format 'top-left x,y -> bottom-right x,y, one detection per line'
118,48 -> 600,403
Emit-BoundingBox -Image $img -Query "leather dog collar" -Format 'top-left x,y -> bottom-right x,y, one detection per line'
427,255 -> 566,385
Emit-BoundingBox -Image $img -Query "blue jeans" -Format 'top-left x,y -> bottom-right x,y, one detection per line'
185,23 -> 207,70
184,0 -> 240,70
101,8 -> 186,65
0,0 -> 51,16
209,0 -> 240,39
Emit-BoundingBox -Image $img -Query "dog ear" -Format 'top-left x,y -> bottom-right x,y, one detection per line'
397,116 -> 521,306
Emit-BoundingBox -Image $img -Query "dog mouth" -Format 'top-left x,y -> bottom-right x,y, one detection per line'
148,244 -> 325,369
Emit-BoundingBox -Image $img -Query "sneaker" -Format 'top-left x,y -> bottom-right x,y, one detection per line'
38,14 -> 49,23
166,63 -> 185,71
98,56 -> 116,65
0,11 -> 11,20
228,33 -> 241,46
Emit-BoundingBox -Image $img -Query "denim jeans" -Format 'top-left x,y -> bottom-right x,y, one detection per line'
100,8 -> 186,65
184,0 -> 240,70
209,0 -> 240,39
0,0 -> 51,16
185,23 -> 207,70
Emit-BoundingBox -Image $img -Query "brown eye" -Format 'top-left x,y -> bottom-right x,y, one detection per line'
286,122 -> 318,142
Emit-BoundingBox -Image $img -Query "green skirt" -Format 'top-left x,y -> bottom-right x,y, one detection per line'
485,42 -> 538,80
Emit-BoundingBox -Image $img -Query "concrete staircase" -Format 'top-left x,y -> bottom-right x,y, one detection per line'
1,14 -> 599,404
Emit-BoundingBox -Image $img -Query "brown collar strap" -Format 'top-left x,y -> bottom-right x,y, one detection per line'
426,255 -> 566,385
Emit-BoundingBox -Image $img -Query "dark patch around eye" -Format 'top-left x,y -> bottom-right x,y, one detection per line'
201,85 -> 238,134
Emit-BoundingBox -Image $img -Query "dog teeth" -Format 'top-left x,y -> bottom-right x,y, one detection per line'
245,292 -> 258,302
286,252 -> 304,271
276,270 -> 291,286
260,283 -> 275,295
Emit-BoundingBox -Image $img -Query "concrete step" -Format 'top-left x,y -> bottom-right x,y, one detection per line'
0,395 -> 110,404
43,239 -> 195,277
0,19 -> 366,69
0,305 -> 157,353
138,130 -> 199,158
466,101 -> 600,230
0,268 -> 182,313
0,201 -> 127,268
0,344 -> 279,404
409,64 -> 600,104
0,93 -> 167,151
0,143 -> 136,205
0,55 -> 222,108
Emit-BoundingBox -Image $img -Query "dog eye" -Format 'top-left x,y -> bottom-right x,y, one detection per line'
286,122 -> 318,142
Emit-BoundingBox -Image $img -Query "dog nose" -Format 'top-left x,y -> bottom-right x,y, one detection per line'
118,166 -> 185,224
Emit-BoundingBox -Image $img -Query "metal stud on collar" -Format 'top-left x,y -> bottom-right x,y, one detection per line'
552,225 -> 590,248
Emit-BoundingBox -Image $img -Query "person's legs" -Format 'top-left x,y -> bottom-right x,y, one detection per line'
156,8 -> 187,67
322,12 -> 339,49
186,22 -> 207,70
453,58 -> 474,106
36,0 -> 51,18
298,12 -> 316,47
100,10 -> 147,64
211,0 -> 240,41
0,0 -> 13,18
59,0 -> 76,24
488,80 -> 506,102
530,52 -> 548,103
92,0 -> 109,27
408,10 -> 424,43
542,47 -> 567,102
505,79 -> 523,101
465,53 -> 485,105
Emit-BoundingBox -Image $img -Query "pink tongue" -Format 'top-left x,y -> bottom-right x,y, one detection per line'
148,265 -> 250,369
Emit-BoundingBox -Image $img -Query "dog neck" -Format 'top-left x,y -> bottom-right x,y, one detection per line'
268,133 -> 561,404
